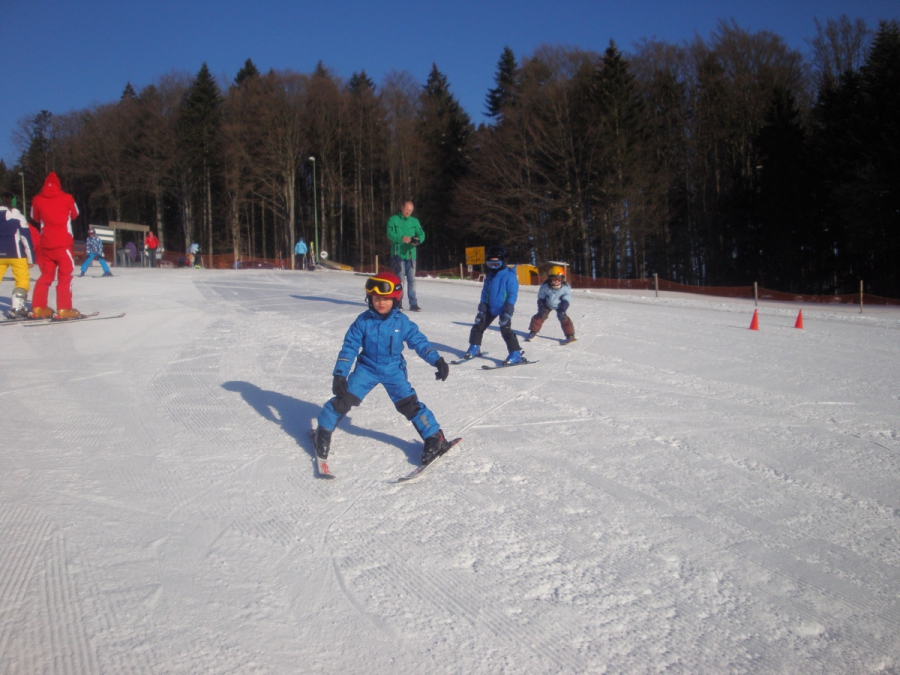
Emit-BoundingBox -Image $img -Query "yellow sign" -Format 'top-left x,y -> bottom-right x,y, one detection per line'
465,246 -> 485,265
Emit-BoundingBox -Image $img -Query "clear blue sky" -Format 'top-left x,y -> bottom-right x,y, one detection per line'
4,0 -> 897,166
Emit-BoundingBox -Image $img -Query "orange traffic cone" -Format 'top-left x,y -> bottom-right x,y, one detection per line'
749,309 -> 759,330
794,310 -> 804,329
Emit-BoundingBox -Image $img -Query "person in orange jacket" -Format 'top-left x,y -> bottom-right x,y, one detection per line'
30,172 -> 83,319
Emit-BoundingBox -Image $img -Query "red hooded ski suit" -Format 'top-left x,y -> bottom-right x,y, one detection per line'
31,172 -> 79,311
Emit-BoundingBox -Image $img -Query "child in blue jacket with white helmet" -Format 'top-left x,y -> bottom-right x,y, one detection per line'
312,271 -> 454,476
461,245 -> 525,365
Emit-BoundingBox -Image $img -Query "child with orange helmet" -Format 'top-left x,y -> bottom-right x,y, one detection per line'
311,271 -> 454,477
526,265 -> 576,343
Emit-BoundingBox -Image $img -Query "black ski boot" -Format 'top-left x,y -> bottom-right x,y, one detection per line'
421,430 -> 449,466
314,426 -> 332,459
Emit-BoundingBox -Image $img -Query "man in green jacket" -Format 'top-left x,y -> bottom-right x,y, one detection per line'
386,200 -> 425,311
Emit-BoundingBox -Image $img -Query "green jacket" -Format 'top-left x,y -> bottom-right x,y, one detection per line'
386,213 -> 425,261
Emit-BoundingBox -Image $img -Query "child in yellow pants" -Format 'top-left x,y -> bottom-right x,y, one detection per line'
0,197 -> 36,319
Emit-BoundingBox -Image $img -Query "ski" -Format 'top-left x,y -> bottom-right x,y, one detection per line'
308,428 -> 335,479
450,352 -> 489,365
0,316 -> 49,326
481,359 -> 539,370
22,312 -> 126,326
396,437 -> 462,483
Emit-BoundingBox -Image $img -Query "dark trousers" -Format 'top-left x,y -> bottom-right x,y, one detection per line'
469,312 -> 521,353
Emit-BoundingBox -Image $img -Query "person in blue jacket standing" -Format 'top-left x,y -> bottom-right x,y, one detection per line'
80,228 -> 112,277
312,271 -> 454,475
294,237 -> 309,270
461,245 -> 525,365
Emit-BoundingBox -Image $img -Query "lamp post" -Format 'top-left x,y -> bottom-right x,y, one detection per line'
308,156 -> 318,267
18,172 -> 26,216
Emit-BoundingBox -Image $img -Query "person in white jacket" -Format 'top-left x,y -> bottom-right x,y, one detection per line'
525,266 -> 576,343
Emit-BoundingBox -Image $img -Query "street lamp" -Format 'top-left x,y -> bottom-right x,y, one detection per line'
18,172 -> 25,216
308,156 -> 318,267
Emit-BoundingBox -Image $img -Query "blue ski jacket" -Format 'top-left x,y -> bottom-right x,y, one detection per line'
479,265 -> 519,316
333,306 -> 442,379
85,235 -> 105,257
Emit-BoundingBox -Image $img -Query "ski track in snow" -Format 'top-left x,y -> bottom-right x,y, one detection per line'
1,267 -> 900,672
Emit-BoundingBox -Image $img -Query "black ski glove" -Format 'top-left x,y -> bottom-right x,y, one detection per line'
499,303 -> 514,327
434,358 -> 449,381
332,375 -> 348,398
474,302 -> 487,324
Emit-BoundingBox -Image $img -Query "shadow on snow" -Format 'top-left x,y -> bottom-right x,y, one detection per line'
221,380 -> 420,465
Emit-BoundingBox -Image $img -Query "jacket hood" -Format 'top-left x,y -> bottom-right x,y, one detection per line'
40,172 -> 62,198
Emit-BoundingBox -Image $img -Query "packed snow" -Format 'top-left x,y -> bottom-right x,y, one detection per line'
2,266 -> 899,673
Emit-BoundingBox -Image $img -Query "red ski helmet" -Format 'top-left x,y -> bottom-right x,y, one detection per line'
365,272 -> 403,300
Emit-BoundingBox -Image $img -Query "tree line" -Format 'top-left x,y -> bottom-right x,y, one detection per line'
2,16 -> 898,295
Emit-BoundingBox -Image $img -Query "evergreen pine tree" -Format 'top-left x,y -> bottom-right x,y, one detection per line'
754,86 -> 813,291
592,42 -> 650,278
235,58 -> 260,86
348,70 -> 376,95
485,46 -> 519,121
178,63 -> 223,257
417,64 -> 473,267
20,110 -> 54,186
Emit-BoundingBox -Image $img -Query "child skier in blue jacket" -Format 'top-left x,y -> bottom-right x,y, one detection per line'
312,272 -> 453,475
80,228 -> 112,277
526,265 -> 576,343
461,245 -> 525,365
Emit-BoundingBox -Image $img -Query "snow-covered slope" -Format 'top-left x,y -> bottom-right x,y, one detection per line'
2,267 -> 899,673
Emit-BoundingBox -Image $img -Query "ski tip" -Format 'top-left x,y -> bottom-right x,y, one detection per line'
316,458 -> 335,479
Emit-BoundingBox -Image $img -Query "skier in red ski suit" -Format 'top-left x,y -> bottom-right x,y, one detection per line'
30,172 -> 82,319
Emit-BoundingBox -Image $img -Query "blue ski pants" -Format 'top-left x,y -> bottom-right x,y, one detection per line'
318,363 -> 439,439
80,253 -> 110,276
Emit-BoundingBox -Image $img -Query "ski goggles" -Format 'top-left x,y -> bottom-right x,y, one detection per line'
485,259 -> 504,270
365,277 -> 402,295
